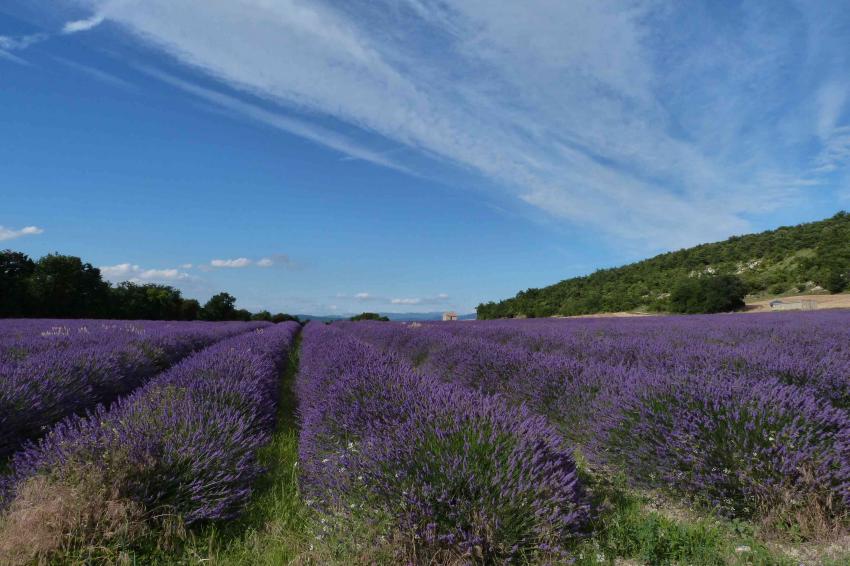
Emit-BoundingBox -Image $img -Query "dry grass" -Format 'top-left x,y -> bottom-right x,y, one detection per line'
0,471 -> 146,565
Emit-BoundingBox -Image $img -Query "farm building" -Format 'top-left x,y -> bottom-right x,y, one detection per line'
442,311 -> 458,321
769,299 -> 817,311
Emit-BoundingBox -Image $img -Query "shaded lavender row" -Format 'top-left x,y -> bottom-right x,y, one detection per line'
2,321 -> 299,524
339,314 -> 850,519
0,319 -> 269,459
297,322 -> 589,562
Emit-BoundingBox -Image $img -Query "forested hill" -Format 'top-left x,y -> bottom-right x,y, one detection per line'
477,212 -> 850,319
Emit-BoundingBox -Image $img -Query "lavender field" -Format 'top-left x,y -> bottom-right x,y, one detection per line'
1,314 -> 850,564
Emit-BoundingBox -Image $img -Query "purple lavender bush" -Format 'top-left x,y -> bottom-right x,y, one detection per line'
593,371 -> 850,518
2,322 -> 299,525
298,323 -> 589,562
0,320 -> 265,459
341,314 -> 850,524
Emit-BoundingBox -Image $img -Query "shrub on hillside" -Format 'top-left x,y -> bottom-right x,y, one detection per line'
669,274 -> 747,314
825,269 -> 848,293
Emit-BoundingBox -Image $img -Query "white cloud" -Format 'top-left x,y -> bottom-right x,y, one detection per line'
52,56 -> 137,91
0,49 -> 28,65
136,66 -> 410,173
0,14 -> 104,65
210,257 -> 252,268
180,263 -> 193,269
354,292 -> 372,300
62,15 -> 104,34
391,293 -> 450,306
100,263 -> 191,282
0,225 -> 44,242
62,1 -> 850,247
256,258 -> 274,267
0,33 -> 48,51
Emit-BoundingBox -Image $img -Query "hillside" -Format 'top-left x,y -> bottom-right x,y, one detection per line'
477,212 -> 850,318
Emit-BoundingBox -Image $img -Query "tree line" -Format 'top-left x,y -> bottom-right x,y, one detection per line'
0,250 -> 300,322
478,211 -> 850,318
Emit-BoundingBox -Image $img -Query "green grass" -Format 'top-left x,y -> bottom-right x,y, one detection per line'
180,341 -> 311,565
573,477 -> 790,565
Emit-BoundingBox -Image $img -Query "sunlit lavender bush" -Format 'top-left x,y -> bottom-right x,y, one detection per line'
298,323 -> 589,562
2,322 -> 299,525
341,312 -> 850,523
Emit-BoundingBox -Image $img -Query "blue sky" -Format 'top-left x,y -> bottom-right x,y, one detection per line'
2,1 -> 849,315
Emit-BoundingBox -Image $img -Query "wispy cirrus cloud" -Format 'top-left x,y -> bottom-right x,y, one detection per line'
52,56 -> 137,91
0,10 -> 104,62
51,1 -> 850,248
135,66 -> 410,173
0,225 -> 44,242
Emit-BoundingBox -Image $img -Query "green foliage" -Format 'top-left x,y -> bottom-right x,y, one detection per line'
0,250 -> 285,321
478,212 -> 850,318
824,269 -> 847,293
349,312 -> 390,322
201,292 -> 238,321
111,282 -> 187,320
669,274 -> 747,314
0,250 -> 35,317
29,253 -> 110,317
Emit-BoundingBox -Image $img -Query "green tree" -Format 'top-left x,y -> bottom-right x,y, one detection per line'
349,312 -> 389,322
110,282 -> 185,320
29,254 -> 109,318
251,310 -> 273,322
179,299 -> 201,321
824,269 -> 848,293
669,274 -> 747,314
0,250 -> 35,317
234,308 -> 253,322
201,292 -> 238,321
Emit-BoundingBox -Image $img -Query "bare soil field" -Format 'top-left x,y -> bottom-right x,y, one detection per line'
745,293 -> 850,313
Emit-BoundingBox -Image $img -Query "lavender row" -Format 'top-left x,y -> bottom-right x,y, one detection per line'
2,321 -> 299,527
432,312 -> 850,407
339,316 -> 850,521
297,322 -> 589,562
0,320 -> 269,459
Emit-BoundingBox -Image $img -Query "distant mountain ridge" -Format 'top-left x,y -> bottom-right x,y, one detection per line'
477,212 -> 850,319
297,311 -> 476,322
